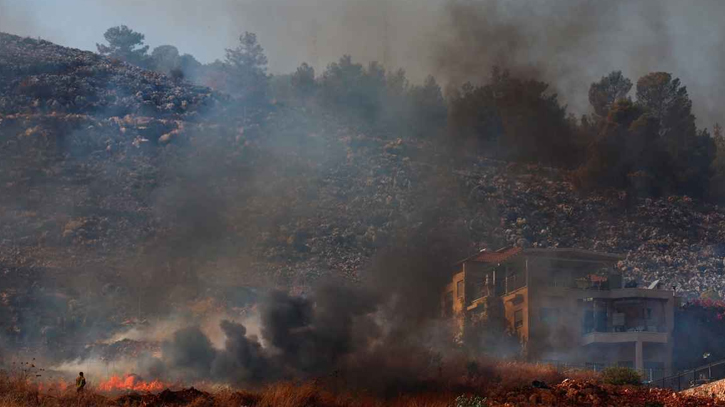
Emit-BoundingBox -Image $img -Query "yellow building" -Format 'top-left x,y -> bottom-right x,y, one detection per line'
443,247 -> 677,380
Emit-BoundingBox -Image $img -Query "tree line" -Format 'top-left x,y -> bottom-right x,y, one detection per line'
96,25 -> 725,201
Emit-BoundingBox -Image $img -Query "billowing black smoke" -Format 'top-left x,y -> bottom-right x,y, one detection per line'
434,0 -> 725,127
141,225 -> 467,390
154,320 -> 270,383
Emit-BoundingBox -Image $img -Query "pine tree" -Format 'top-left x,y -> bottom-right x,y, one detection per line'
97,25 -> 150,67
224,32 -> 269,101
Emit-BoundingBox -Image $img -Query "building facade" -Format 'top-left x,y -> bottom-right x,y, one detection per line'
443,247 -> 677,379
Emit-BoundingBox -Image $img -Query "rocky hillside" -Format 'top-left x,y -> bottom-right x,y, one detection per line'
2,33 -> 725,351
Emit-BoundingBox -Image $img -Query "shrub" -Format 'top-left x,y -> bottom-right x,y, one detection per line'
455,395 -> 488,407
601,366 -> 641,386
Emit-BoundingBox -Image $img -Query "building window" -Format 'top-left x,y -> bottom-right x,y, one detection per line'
514,309 -> 524,331
540,308 -> 560,325
444,292 -> 453,317
457,280 -> 464,299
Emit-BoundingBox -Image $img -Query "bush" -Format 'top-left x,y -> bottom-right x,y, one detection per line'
601,366 -> 641,386
455,395 -> 489,407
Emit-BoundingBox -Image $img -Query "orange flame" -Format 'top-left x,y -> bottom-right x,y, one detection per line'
97,374 -> 168,393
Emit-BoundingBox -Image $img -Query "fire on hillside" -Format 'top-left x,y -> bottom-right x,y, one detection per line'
97,374 -> 169,393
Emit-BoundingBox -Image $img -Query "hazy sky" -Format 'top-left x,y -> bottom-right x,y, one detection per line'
1,0 -> 724,127
0,0 -> 443,77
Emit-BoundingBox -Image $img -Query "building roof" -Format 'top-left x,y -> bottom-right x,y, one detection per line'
524,248 -> 625,261
455,247 -> 522,265
454,247 -> 624,266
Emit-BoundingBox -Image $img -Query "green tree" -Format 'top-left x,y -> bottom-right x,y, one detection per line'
577,99 -> 661,192
636,72 -> 691,124
290,62 -> 316,97
578,75 -> 716,199
96,25 -> 150,67
409,75 -> 447,138
151,45 -> 180,74
320,56 -> 386,122
224,32 -> 270,100
448,68 -> 579,167
635,72 -> 714,197
709,123 -> 725,201
178,53 -> 203,82
635,72 -> 698,153
589,71 -> 633,117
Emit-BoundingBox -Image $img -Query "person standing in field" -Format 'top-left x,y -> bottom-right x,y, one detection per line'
76,372 -> 86,393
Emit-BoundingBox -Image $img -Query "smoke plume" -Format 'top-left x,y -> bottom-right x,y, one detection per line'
433,0 -> 725,126
138,225 -> 469,390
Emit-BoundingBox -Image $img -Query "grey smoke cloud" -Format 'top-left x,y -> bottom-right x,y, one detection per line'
433,0 -> 725,127
0,0 -> 442,78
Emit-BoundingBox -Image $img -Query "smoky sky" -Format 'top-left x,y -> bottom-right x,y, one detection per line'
433,0 -> 725,127
0,0 -> 443,77
3,0 -> 722,126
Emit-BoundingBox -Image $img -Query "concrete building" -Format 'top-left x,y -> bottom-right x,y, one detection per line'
443,247 -> 677,380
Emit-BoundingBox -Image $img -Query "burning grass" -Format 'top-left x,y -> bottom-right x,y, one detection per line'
97,374 -> 169,393
1,360 -> 723,407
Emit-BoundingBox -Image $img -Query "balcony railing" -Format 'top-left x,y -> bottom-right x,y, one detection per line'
503,273 -> 526,294
582,323 -> 667,335
468,273 -> 526,302
543,272 -> 623,291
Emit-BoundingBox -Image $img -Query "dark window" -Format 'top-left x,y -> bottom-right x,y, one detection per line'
583,306 -> 608,333
514,309 -> 524,330
444,292 -> 454,317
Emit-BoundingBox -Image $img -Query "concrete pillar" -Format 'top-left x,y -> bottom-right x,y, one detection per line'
635,341 -> 644,372
606,300 -> 614,330
665,341 -> 674,376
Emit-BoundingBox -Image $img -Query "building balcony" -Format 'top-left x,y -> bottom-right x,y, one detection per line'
542,286 -> 674,301
467,296 -> 488,311
590,288 -> 674,300
581,331 -> 669,345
